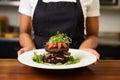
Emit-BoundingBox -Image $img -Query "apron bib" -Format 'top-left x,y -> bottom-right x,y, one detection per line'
33,0 -> 84,49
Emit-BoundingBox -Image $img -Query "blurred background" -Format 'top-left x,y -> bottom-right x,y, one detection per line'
0,0 -> 120,59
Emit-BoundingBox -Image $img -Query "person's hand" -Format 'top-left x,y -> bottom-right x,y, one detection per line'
17,47 -> 36,56
80,48 -> 100,60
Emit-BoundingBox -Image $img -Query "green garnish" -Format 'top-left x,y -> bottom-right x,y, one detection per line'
32,52 -> 44,64
47,32 -> 72,44
64,56 -> 80,65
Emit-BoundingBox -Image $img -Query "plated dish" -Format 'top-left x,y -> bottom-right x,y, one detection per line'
18,48 -> 97,70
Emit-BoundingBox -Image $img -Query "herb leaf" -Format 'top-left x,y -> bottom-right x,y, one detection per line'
47,32 -> 72,45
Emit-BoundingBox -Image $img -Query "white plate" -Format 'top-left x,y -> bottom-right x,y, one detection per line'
18,48 -> 97,70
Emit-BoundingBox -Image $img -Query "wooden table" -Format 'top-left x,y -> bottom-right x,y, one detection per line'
0,59 -> 120,80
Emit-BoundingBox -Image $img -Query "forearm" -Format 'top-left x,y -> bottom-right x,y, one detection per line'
19,33 -> 36,49
79,36 -> 98,49
79,17 -> 99,49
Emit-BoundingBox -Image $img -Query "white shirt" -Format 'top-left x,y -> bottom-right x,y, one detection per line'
18,0 -> 100,20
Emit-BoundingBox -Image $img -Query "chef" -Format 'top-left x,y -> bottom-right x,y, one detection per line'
18,0 -> 100,59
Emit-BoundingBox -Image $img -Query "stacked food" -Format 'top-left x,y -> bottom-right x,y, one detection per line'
43,32 -> 72,64
32,32 -> 80,65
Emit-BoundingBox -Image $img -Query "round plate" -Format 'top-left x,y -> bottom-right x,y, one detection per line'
18,48 -> 97,70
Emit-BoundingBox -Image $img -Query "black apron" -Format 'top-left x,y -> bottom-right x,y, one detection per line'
32,0 -> 84,49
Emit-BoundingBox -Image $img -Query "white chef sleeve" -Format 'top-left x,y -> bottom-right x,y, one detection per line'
87,0 -> 100,17
18,0 -> 32,16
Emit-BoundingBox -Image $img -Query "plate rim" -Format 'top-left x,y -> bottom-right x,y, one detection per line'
18,48 -> 97,70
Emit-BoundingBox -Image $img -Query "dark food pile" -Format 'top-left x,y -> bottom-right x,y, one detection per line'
42,32 -> 72,64
43,46 -> 71,64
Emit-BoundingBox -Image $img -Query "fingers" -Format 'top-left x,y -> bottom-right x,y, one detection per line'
17,47 -> 36,56
80,48 -> 100,60
80,48 -> 100,65
17,48 -> 26,56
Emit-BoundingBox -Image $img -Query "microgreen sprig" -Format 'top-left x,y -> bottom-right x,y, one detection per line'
47,32 -> 72,45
